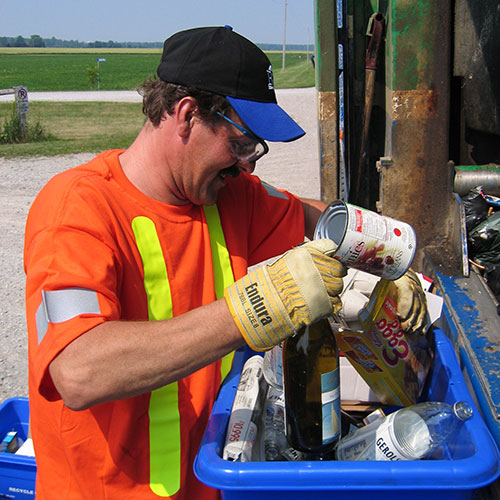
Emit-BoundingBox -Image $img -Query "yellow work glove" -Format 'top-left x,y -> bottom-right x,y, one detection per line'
394,269 -> 430,334
224,239 -> 347,351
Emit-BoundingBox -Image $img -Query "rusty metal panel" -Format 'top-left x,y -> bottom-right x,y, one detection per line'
314,0 -> 338,92
315,0 -> 339,202
380,0 -> 458,272
388,1 -> 444,91
318,91 -> 339,202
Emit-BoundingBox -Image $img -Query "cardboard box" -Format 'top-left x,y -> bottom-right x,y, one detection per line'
339,356 -> 379,403
332,278 -> 434,406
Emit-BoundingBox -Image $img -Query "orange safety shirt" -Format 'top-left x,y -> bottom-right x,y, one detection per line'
24,149 -> 304,500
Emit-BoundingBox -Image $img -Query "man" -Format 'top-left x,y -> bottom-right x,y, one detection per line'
24,26 -> 346,499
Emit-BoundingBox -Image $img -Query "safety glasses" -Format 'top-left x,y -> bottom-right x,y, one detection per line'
217,112 -> 269,164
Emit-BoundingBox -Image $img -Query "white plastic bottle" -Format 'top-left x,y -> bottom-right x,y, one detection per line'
336,401 -> 473,461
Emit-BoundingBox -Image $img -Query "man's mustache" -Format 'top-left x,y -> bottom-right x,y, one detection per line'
220,165 -> 241,178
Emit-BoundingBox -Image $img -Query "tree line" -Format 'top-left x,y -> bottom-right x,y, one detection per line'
1,34 -> 313,52
0,35 -> 163,49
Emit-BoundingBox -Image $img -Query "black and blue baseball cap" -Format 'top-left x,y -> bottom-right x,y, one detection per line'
157,26 -> 305,142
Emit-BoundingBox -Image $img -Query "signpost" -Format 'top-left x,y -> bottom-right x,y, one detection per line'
97,58 -> 106,90
14,85 -> 29,138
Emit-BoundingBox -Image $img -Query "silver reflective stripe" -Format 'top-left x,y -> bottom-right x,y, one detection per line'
36,287 -> 100,344
261,181 -> 288,200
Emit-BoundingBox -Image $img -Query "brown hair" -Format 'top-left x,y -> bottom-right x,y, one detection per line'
138,78 -> 231,127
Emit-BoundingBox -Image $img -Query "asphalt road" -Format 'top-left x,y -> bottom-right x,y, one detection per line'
0,88 -> 320,401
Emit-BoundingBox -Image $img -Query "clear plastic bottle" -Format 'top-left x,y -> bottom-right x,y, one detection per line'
283,318 -> 341,455
336,401 -> 473,461
262,386 -> 287,461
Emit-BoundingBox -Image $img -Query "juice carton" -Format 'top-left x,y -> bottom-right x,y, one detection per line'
332,279 -> 434,407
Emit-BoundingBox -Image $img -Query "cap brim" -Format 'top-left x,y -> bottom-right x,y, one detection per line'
226,96 -> 305,142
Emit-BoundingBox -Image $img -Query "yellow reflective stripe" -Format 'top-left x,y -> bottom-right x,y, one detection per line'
203,205 -> 235,381
202,205 -> 234,298
148,385 -> 180,497
132,216 -> 180,497
132,208 -> 235,497
131,217 -> 173,321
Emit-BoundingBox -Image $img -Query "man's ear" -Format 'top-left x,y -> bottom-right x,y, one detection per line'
175,97 -> 198,138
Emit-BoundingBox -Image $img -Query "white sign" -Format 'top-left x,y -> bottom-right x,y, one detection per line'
14,85 -> 29,114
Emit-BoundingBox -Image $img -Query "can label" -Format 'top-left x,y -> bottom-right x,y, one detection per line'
375,410 -> 430,460
315,202 -> 416,280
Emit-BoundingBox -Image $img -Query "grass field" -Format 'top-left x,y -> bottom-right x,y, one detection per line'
0,101 -> 144,157
0,48 -> 314,91
0,48 -> 315,157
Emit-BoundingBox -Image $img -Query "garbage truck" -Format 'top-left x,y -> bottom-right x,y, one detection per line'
313,0 -> 500,497
196,2 -> 500,499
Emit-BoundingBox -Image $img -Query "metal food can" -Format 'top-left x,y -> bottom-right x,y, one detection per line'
314,201 -> 416,280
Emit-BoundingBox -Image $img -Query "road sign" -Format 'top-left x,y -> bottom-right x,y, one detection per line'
13,85 -> 28,137
15,86 -> 29,113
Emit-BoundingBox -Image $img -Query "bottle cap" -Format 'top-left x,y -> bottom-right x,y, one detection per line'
453,401 -> 473,421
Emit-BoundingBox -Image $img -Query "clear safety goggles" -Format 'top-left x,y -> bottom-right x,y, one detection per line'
217,112 -> 269,164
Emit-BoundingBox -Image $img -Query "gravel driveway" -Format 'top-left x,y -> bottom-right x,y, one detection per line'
0,88 -> 320,401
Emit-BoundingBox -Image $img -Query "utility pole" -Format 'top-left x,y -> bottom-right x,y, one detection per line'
282,0 -> 287,70
307,27 -> 310,60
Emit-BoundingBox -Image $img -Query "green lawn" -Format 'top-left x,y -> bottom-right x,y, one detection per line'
0,49 -> 314,91
0,101 -> 144,157
0,49 -> 315,157
0,53 -> 160,91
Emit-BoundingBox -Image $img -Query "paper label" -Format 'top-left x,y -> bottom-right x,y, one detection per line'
321,368 -> 340,444
337,204 -> 416,281
374,412 -> 408,461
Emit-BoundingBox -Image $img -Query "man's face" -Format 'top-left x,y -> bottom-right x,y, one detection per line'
179,112 -> 258,206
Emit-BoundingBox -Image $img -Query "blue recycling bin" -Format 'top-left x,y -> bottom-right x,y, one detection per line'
194,329 -> 500,500
0,397 -> 36,499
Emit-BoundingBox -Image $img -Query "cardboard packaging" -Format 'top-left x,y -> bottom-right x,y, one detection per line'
332,278 -> 436,407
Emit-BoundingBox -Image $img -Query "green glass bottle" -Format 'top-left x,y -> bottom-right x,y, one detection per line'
283,318 -> 341,455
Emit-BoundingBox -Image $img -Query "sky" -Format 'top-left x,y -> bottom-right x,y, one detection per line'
0,0 -> 315,46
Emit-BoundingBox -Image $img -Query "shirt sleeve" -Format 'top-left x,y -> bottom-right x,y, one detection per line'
24,175 -> 122,401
